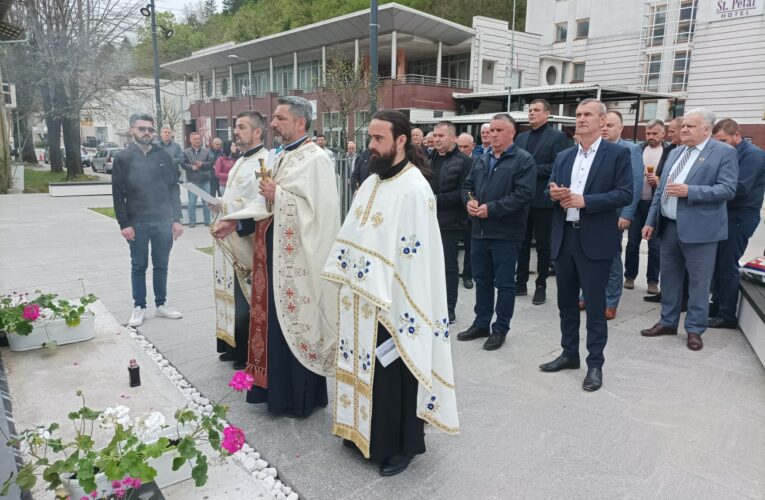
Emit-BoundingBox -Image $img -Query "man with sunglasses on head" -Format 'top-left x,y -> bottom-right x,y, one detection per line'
112,112 -> 184,328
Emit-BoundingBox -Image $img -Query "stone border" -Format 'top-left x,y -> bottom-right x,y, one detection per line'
125,326 -> 298,500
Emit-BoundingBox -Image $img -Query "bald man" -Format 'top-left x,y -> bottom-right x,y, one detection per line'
457,133 -> 475,157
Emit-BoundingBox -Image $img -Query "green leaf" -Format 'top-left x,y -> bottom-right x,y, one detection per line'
172,456 -> 186,471
75,434 -> 95,450
191,454 -> 208,487
14,321 -> 33,335
177,436 -> 197,460
2,473 -> 14,496
80,407 -> 101,421
15,466 -> 37,491
208,429 -> 220,450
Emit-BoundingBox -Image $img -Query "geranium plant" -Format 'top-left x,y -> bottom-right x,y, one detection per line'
0,290 -> 98,335
2,371 -> 254,498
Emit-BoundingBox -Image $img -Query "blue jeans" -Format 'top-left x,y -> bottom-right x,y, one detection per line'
187,180 -> 211,225
625,200 -> 660,283
711,209 -> 760,321
470,238 -> 521,335
605,249 -> 624,308
128,221 -> 174,308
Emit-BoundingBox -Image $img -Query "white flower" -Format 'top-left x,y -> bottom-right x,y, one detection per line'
133,410 -> 166,439
98,405 -> 132,429
36,428 -> 51,440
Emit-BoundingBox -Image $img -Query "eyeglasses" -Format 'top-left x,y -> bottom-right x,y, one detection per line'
134,126 -> 156,134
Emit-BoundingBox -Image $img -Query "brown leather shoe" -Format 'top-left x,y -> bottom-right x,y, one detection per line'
578,301 -> 586,311
687,333 -> 703,351
640,323 -> 678,337
605,307 -> 617,320
623,278 -> 634,289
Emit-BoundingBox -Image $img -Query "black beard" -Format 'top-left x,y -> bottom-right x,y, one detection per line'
134,135 -> 153,146
368,146 -> 396,175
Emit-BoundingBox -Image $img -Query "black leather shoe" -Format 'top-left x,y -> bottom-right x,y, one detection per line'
708,317 -> 737,329
582,367 -> 602,392
532,286 -> 546,305
482,332 -> 506,351
457,325 -> 490,341
643,292 -> 661,303
539,354 -> 580,372
232,360 -> 246,370
448,309 -> 456,324
380,453 -> 414,477
462,277 -> 474,289
515,285 -> 528,296
218,351 -> 235,362
342,439 -> 355,449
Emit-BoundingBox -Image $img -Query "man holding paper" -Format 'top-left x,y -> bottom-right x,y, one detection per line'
213,97 -> 340,417
210,111 -> 270,370
322,110 -> 459,477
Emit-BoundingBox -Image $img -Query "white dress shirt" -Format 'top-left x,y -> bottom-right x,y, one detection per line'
660,137 -> 710,220
566,137 -> 602,222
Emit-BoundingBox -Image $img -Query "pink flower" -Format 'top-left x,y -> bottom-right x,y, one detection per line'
114,488 -> 126,498
80,497 -> 89,500
90,491 -> 98,498
112,480 -> 122,488
221,425 -> 246,454
22,304 -> 40,321
228,371 -> 255,392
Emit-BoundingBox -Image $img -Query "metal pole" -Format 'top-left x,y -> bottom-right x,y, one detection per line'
150,0 -> 162,127
370,0 -> 379,114
506,0 -> 516,112
633,96 -> 641,142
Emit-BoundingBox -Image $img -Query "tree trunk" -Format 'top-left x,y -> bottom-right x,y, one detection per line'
18,114 -> 38,164
13,71 -> 40,165
40,84 -> 64,172
62,115 -> 83,178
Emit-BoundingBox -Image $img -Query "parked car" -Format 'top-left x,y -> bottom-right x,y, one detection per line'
82,147 -> 97,168
91,148 -> 122,174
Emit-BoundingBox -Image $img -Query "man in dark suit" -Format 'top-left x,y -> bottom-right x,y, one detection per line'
514,99 -> 570,305
539,98 -> 632,392
709,118 -> 765,328
641,109 -> 738,351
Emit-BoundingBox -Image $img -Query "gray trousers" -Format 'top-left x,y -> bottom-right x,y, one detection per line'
658,220 -> 717,335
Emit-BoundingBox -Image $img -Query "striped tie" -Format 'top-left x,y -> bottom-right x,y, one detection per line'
661,146 -> 696,205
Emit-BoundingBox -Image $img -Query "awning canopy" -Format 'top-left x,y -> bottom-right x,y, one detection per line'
453,83 -> 680,105
412,112 -> 576,125
161,2 -> 474,75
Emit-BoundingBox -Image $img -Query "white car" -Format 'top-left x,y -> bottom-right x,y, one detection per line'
91,148 -> 122,174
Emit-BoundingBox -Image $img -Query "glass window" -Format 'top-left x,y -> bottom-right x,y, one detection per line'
641,101 -> 658,121
298,60 -> 321,92
671,50 -> 691,92
643,54 -> 662,91
676,0 -> 698,43
648,4 -> 666,47
572,62 -> 585,82
220,78 -> 229,97
252,70 -> 269,97
273,65 -> 293,95
555,22 -> 567,43
354,111 -> 371,149
205,80 -> 212,98
546,66 -> 558,85
576,19 -> 589,39
215,118 -> 229,142
442,53 -> 471,87
234,72 -> 248,97
406,58 -> 437,82
321,112 -> 347,149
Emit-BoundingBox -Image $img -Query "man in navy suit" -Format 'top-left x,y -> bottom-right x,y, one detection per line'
539,98 -> 632,392
514,99 -> 570,305
641,109 -> 738,351
709,119 -> 765,328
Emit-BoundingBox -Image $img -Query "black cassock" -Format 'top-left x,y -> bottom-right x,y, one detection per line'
368,324 -> 426,462
246,224 -> 328,417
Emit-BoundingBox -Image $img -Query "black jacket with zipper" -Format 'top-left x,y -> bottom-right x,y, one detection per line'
462,144 -> 536,241
430,145 -> 473,231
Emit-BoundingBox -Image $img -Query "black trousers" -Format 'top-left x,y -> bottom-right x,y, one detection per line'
461,227 -> 472,279
556,225 -> 611,368
441,229 -> 462,310
216,276 -> 250,363
369,324 -> 425,462
516,207 -> 553,289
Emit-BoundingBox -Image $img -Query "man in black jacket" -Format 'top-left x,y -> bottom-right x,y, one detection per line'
350,147 -> 372,193
182,132 -> 215,227
515,99 -> 570,305
458,113 -> 536,351
112,112 -> 184,328
431,121 -> 473,323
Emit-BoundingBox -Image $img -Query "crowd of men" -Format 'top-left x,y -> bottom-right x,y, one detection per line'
110,93 -> 765,478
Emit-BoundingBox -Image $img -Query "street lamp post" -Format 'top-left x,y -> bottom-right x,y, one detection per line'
141,0 -> 162,127
370,0 -> 379,114
506,0 -> 517,112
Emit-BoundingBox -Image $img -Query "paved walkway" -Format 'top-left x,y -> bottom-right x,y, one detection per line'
1,193 -> 763,500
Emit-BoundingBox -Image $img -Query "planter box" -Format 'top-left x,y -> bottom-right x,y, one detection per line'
63,471 -> 114,498
48,181 -> 112,197
7,314 -> 95,352
147,426 -> 194,488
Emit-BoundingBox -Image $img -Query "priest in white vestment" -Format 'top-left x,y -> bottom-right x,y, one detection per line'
322,110 -> 460,477
212,111 -> 270,370
217,97 -> 340,417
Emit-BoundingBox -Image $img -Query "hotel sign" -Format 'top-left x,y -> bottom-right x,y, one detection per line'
701,0 -> 765,22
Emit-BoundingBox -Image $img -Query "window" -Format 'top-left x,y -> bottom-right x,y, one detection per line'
215,118 -> 229,142
273,65 -> 293,95
252,70 -> 269,97
670,99 -> 686,118
220,78 -> 229,97
205,80 -> 212,98
234,72 -> 248,96
572,62 -> 585,82
298,60 -> 321,92
555,22 -> 568,42
546,66 -> 558,85
643,53 -> 661,91
641,101 -> 658,121
406,58 -> 437,78
672,50 -> 691,91
676,0 -> 698,43
442,53 -> 471,86
648,4 -> 667,47
354,111 -> 371,148
321,112 -> 347,149
481,60 -> 495,85
576,19 -> 589,39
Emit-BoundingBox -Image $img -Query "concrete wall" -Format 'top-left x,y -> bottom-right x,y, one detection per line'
472,16 -> 540,92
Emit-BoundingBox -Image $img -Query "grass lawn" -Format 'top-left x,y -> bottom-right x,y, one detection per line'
24,167 -> 100,193
196,246 -> 213,255
89,207 -> 116,219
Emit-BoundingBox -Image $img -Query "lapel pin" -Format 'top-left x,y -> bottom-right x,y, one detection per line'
698,157 -> 705,162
